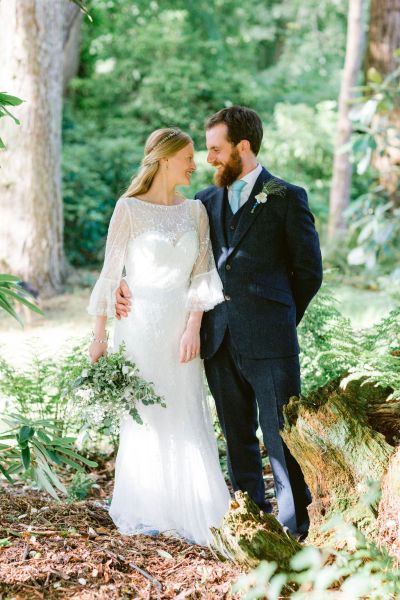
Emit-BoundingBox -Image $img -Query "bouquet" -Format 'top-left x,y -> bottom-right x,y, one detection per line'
70,344 -> 166,434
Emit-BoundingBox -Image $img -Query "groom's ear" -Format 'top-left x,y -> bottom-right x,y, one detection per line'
238,139 -> 252,154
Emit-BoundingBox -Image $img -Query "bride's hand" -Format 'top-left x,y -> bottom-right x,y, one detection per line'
179,326 -> 200,363
89,341 -> 108,363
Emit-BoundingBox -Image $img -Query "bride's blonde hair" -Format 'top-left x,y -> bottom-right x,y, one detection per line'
125,128 -> 193,197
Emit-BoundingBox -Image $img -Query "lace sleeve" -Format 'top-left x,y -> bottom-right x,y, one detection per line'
87,198 -> 131,317
187,200 -> 224,312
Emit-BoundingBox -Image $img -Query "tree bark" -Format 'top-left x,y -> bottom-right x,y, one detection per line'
211,491 -> 301,568
215,379 -> 400,564
0,0 -> 65,296
365,0 -> 400,205
63,4 -> 82,95
281,380 -> 394,547
327,0 -> 366,241
365,0 -> 400,76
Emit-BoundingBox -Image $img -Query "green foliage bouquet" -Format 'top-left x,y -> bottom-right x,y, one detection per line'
70,344 -> 166,434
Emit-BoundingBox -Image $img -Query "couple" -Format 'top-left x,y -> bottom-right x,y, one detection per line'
87,106 -> 323,546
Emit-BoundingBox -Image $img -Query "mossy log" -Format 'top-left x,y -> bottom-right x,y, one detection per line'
214,378 -> 399,565
282,378 -> 394,546
211,491 -> 301,569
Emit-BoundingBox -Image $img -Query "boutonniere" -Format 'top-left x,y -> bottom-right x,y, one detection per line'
251,178 -> 286,214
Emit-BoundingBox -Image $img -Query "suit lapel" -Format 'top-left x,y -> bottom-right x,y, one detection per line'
227,167 -> 272,257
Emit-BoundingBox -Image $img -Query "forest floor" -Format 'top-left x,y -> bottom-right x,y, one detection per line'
0,275 -> 396,598
0,482 -> 244,600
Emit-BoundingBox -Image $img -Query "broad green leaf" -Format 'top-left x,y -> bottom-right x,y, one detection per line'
18,425 -> 35,444
0,93 -> 24,106
0,274 -> 20,283
0,463 -> 14,483
21,446 -> 31,469
35,450 -> 67,495
56,447 -> 98,467
1,288 -> 43,315
33,465 -> 59,500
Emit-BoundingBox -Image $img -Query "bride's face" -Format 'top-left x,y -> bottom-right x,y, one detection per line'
166,142 -> 196,186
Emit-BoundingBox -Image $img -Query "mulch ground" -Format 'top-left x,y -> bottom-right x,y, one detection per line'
0,485 -> 245,599
0,447 -> 278,599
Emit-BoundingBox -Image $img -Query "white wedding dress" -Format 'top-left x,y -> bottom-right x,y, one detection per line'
87,196 -> 231,545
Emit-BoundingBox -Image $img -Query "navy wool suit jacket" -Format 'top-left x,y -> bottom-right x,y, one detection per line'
195,167 -> 323,360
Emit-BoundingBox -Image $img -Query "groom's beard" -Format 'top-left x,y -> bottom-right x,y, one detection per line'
213,147 -> 243,188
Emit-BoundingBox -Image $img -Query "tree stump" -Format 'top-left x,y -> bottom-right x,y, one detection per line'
281,379 -> 394,546
211,491 -> 301,569
213,377 -> 399,566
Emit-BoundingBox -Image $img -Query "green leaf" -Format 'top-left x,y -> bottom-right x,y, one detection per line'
68,0 -> 93,22
367,67 -> 383,84
21,446 -> 31,470
37,430 -> 52,444
18,425 -> 35,444
0,463 -> 14,483
31,439 -> 62,465
290,546 -> 323,571
0,294 -> 23,325
0,92 -> 24,106
1,288 -> 43,315
0,274 -> 20,283
56,447 -> 98,467
0,103 -> 20,124
33,465 -> 60,500
35,449 -> 68,495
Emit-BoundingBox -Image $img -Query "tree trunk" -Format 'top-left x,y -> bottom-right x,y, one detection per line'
327,0 -> 366,241
63,3 -> 83,95
365,0 -> 400,76
0,0 -> 65,296
365,0 -> 400,205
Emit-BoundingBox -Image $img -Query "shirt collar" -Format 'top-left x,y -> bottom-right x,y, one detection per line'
228,163 -> 262,189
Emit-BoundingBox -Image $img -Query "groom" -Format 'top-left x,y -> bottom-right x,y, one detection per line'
117,106 -> 323,537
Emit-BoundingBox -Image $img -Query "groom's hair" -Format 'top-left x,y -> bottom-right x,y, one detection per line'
205,106 -> 263,155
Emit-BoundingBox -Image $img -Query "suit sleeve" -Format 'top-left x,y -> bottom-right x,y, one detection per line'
285,187 -> 323,325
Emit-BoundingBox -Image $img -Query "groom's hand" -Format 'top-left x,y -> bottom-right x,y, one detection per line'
115,279 -> 131,319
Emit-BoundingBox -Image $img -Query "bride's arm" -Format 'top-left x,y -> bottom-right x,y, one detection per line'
87,198 -> 132,362
181,201 -> 224,363
89,315 -> 108,363
180,311 -> 202,363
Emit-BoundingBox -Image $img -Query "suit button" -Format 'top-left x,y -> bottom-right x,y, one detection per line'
224,294 -> 231,301
230,225 -> 235,230
226,264 -> 231,271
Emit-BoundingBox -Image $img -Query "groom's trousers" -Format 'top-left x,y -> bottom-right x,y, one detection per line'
204,329 -> 311,534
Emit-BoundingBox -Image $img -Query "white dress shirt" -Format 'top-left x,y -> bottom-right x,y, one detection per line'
227,163 -> 263,209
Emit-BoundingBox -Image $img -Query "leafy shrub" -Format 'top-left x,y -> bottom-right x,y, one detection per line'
233,519 -> 400,599
298,281 -> 400,396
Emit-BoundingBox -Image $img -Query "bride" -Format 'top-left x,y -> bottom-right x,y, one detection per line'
87,127 -> 231,545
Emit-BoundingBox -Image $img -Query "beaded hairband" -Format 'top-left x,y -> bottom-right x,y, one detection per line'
152,129 -> 179,152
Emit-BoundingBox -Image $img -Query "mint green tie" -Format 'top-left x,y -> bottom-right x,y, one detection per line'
230,179 -> 247,214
